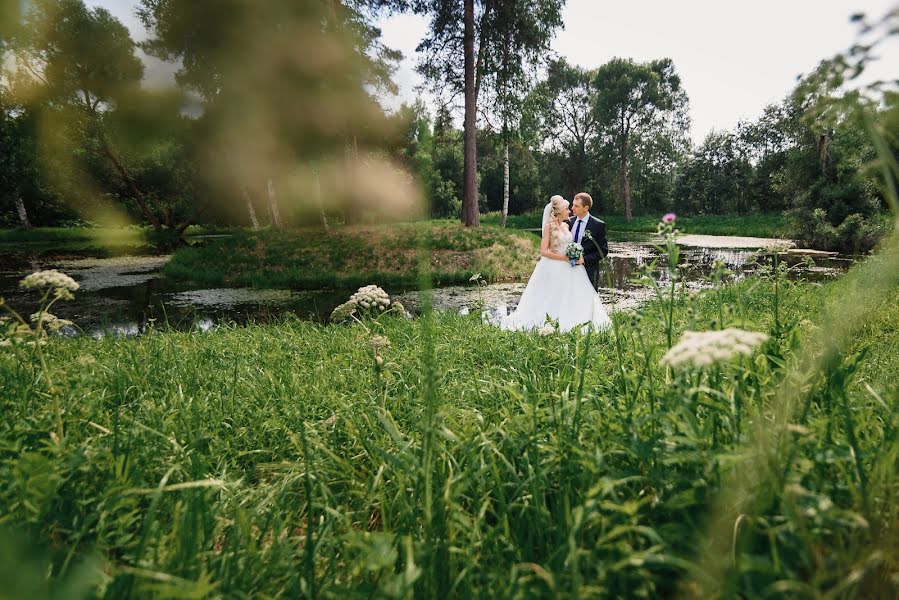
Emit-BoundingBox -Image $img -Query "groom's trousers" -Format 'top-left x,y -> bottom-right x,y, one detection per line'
585,263 -> 599,291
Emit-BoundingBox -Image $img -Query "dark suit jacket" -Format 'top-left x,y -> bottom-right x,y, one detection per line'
567,214 -> 608,267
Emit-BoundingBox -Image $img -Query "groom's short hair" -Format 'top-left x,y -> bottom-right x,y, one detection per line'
574,192 -> 593,210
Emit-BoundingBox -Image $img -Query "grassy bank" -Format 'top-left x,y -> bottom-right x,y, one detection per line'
0,225 -> 233,246
162,223 -> 540,289
482,210 -> 793,238
1,241 -> 897,596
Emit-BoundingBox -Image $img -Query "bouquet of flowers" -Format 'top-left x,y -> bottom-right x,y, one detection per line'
565,242 -> 584,267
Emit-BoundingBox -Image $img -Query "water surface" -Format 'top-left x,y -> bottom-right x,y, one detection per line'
0,232 -> 851,336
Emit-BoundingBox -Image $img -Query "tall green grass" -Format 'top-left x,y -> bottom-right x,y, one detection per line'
1,252 -> 897,596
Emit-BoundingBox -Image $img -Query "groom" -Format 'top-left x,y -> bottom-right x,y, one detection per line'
567,192 -> 608,290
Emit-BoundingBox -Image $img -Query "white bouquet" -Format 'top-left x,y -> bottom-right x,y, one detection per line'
565,242 -> 584,267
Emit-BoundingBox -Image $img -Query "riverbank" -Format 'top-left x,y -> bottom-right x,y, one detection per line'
162,223 -> 540,289
0,225 -> 234,245
481,211 -> 794,238
1,247 -> 896,596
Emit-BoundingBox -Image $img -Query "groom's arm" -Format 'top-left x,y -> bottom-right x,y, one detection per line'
583,221 -> 608,262
596,221 -> 609,259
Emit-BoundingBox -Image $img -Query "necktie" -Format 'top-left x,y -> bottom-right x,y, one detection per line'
573,219 -> 582,244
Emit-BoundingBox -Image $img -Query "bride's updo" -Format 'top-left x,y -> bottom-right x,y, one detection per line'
550,195 -> 569,220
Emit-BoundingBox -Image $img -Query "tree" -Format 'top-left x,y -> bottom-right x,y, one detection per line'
674,131 -> 753,214
479,0 -> 563,226
139,0 -> 404,227
0,92 -> 33,227
522,59 -> 599,198
593,57 -> 688,221
6,0 -> 178,230
413,0 -> 565,227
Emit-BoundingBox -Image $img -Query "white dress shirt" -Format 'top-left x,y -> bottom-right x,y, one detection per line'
572,213 -> 590,244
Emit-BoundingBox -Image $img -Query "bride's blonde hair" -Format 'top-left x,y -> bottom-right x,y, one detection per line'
550,195 -> 569,221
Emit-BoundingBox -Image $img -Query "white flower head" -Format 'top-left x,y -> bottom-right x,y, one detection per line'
350,284 -> 391,313
538,325 -> 554,336
19,270 -> 79,294
30,312 -> 74,332
661,328 -> 769,369
368,335 -> 391,352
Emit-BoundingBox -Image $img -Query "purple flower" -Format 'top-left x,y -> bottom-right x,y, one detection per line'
662,213 -> 676,223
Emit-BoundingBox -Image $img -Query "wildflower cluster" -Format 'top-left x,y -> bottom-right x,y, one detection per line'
0,316 -> 32,348
2,270 -> 79,350
20,270 -> 80,300
538,316 -> 560,336
368,335 -> 391,353
30,312 -> 74,333
351,285 -> 391,312
368,335 -> 390,366
661,328 -> 769,369
2,271 -> 80,443
329,285 -> 405,324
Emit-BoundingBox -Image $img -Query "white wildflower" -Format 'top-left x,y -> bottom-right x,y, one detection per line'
0,339 -> 12,348
19,270 -> 79,293
329,299 -> 359,323
350,285 -> 391,314
661,328 -> 769,369
53,287 -> 75,301
368,335 -> 391,352
538,326 -> 554,336
29,312 -> 74,332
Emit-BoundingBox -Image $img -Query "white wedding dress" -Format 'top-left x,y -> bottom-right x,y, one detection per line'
501,223 -> 612,332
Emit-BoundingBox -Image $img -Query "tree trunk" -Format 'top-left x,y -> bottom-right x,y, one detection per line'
243,188 -> 260,230
266,178 -> 283,230
99,136 -> 162,231
461,0 -> 480,228
816,133 -> 830,178
501,142 -> 510,228
343,139 -> 362,226
14,196 -> 32,229
313,169 -> 330,232
621,138 -> 632,222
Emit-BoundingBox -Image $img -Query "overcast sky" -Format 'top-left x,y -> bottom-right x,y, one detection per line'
89,0 -> 898,144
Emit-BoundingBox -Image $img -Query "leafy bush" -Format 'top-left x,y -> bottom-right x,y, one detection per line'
790,207 -> 890,253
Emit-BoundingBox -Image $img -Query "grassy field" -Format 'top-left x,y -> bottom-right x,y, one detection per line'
482,211 -> 794,238
1,230 -> 897,597
162,223 -> 540,289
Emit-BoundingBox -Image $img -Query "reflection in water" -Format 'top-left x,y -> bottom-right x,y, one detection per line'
0,235 -> 852,337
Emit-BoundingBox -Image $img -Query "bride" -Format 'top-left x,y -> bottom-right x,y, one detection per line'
501,195 -> 612,332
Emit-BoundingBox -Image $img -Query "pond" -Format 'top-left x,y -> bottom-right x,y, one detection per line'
0,232 -> 852,336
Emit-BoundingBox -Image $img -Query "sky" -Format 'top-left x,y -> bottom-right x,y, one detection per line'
89,0 -> 898,144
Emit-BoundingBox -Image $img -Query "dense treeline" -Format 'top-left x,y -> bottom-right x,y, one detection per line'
395,59 -> 897,251
1,0 -> 896,251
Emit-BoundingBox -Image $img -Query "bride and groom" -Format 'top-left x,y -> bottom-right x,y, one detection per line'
502,192 -> 612,332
